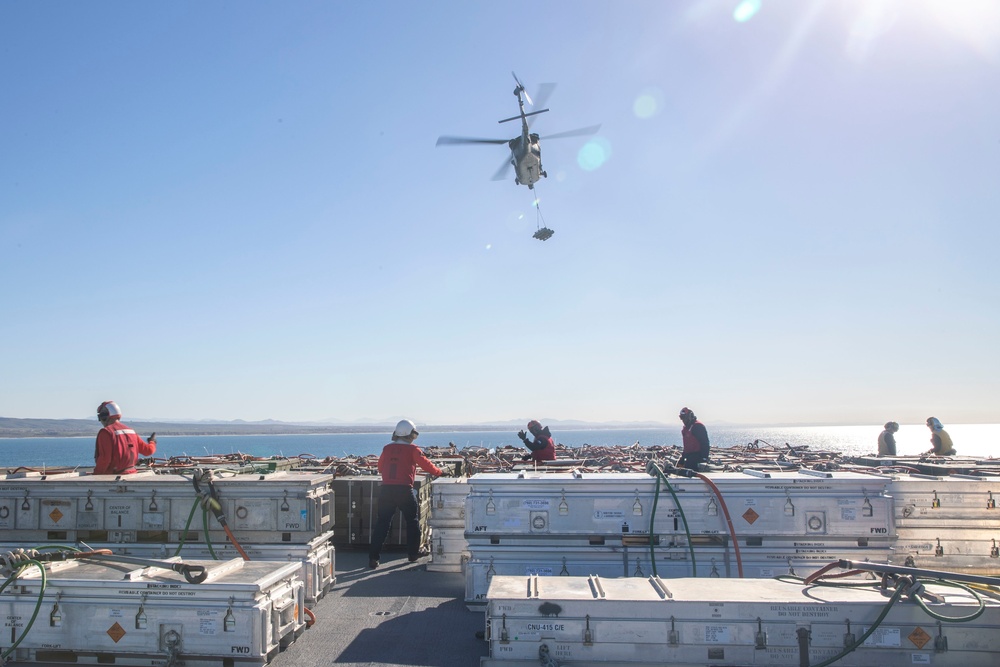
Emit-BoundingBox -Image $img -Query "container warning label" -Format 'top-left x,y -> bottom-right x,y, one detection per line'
908,627 -> 931,649
742,508 -> 760,525
48,508 -> 64,523
107,622 -> 126,643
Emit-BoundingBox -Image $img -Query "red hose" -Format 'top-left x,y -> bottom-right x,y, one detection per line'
694,473 -> 744,578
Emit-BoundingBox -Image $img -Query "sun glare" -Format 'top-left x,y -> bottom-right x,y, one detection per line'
578,139 -> 612,172
733,0 -> 763,24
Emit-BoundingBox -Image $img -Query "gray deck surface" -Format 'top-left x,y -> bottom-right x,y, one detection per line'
271,549 -> 489,667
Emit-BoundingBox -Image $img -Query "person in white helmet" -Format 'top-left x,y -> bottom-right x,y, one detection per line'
368,419 -> 442,569
94,401 -> 157,475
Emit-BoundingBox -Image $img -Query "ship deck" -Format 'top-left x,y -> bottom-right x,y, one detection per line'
273,549 -> 488,667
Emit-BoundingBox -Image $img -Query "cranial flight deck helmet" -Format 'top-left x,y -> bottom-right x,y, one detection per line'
393,419 -> 419,439
884,421 -> 899,432
526,420 -> 542,435
679,407 -> 696,424
97,401 -> 122,423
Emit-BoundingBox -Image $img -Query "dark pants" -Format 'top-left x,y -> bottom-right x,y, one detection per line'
679,452 -> 706,470
369,484 -> 421,560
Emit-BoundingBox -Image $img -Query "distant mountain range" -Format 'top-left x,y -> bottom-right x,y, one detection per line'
0,417 -> 672,438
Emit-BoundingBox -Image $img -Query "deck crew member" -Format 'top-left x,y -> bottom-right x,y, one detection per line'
517,420 -> 556,462
924,417 -> 956,456
878,421 -> 899,456
678,407 -> 710,470
368,419 -> 442,569
94,401 -> 157,475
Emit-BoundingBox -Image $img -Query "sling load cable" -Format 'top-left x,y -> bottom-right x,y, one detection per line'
532,193 -> 554,241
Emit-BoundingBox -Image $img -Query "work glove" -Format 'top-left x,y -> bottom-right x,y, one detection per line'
517,430 -> 528,442
521,454 -> 532,461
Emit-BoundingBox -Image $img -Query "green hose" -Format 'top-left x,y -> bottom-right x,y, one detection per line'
808,582 -> 905,667
648,463 -> 696,577
913,578 -> 986,623
0,560 -> 47,660
172,498 -> 202,557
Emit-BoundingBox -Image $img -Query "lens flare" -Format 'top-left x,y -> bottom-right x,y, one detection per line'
633,87 -> 664,119
577,138 -> 611,172
733,0 -> 762,23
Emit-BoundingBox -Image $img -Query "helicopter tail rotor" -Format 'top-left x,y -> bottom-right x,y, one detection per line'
511,71 -> 533,106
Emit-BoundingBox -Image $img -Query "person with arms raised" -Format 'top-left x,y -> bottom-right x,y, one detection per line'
517,420 -> 556,462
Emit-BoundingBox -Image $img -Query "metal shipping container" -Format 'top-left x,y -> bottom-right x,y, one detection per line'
1,557 -> 305,667
482,574 -> 1000,666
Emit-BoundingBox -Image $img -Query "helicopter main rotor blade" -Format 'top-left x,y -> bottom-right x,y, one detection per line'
540,124 -> 602,140
436,136 -> 509,146
531,83 -> 556,114
491,155 -> 513,181
511,71 -> 532,106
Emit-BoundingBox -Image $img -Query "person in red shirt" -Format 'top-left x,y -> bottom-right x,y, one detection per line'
517,420 -> 556,462
677,407 -> 710,470
368,419 -> 442,569
94,401 -> 157,475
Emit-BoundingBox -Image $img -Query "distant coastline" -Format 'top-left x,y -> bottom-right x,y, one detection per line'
0,417 -> 671,439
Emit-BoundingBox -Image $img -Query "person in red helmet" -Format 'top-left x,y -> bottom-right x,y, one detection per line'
677,407 -> 710,470
517,420 -> 556,462
368,419 -> 442,569
94,401 -> 157,475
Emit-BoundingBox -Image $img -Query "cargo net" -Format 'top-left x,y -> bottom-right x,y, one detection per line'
532,195 -> 553,241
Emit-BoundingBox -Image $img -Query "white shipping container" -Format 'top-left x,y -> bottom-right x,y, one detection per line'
465,542 -> 892,607
0,470 -> 333,544
482,574 -> 1000,666
1,531 -> 338,603
465,471 -> 893,541
1,557 -> 305,667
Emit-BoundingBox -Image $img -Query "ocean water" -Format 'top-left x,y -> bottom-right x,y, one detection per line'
1,424 -> 996,469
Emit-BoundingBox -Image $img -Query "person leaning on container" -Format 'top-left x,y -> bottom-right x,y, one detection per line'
878,421 -> 899,456
368,419 -> 442,569
924,417 -> 956,456
517,420 -> 556,462
677,407 -> 710,470
94,401 -> 157,475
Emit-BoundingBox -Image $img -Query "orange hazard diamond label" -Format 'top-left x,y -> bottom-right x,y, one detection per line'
908,627 -> 931,649
48,508 -> 64,523
742,508 -> 760,525
107,622 -> 126,643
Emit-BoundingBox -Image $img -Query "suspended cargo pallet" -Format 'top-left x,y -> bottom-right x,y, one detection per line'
0,557 -> 305,667
0,470 -> 333,545
329,475 -> 432,549
481,573 -> 1000,666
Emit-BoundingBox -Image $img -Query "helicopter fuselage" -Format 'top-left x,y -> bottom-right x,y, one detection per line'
508,132 -> 545,189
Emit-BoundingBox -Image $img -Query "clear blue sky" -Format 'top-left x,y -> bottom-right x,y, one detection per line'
2,1 -> 998,425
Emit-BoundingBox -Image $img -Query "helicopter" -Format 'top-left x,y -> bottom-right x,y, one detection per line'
436,72 -> 600,190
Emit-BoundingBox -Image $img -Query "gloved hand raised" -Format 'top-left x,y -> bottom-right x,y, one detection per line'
517,430 -> 528,442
